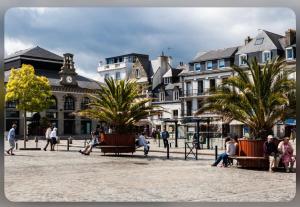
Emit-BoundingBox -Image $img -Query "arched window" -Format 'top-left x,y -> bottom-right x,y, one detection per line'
48,96 -> 57,110
81,97 -> 90,110
64,96 -> 75,110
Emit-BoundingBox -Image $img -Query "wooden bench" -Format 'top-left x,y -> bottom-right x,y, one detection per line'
228,156 -> 268,169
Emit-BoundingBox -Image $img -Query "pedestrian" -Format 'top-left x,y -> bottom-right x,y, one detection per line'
161,127 -> 169,148
278,137 -> 295,172
290,128 -> 296,142
43,124 -> 52,151
152,129 -> 157,143
6,124 -> 17,155
137,132 -> 150,156
50,127 -> 58,151
211,138 -> 236,167
263,135 -> 280,172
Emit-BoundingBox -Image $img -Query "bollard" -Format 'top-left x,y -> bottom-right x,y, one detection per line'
67,139 -> 70,151
167,143 -> 170,159
34,136 -> 38,148
16,142 -> 18,150
215,145 -> 218,161
68,137 -> 72,144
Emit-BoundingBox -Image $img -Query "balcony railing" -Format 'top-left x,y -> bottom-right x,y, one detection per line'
97,62 -> 131,71
181,89 -> 212,97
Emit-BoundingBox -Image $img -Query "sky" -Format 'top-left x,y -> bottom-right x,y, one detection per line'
4,7 -> 296,80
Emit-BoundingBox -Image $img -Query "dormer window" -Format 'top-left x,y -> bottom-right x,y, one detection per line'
206,61 -> 212,70
135,68 -> 140,78
239,54 -> 247,66
164,77 -> 171,84
218,59 -> 225,68
159,91 -> 165,102
255,38 -> 264,45
262,51 -> 271,63
194,63 -> 201,71
286,47 -> 295,60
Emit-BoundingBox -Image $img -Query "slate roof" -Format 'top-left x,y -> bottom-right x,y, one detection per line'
5,46 -> 63,62
4,69 -> 101,90
236,30 -> 284,55
191,46 -> 239,63
105,53 -> 149,60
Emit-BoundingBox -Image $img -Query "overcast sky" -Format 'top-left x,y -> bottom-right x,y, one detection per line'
4,7 -> 295,80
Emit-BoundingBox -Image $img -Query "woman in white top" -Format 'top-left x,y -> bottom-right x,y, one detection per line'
50,127 -> 58,151
43,125 -> 52,151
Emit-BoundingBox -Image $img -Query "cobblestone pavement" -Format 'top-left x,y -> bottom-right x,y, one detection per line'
4,140 -> 296,202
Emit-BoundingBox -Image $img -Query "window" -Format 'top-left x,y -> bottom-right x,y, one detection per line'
104,73 -> 109,80
286,47 -> 295,60
198,100 -> 203,110
46,112 -> 57,119
221,77 -> 229,83
164,77 -> 171,84
159,92 -> 165,102
198,80 -> 204,95
48,96 -> 57,110
186,101 -> 192,116
206,61 -> 212,70
262,51 -> 271,63
174,90 -> 179,101
239,54 -> 247,66
135,69 -> 140,78
64,96 -> 75,110
255,38 -> 264,45
194,63 -> 201,71
81,97 -> 90,110
6,101 -> 17,108
116,72 -> 121,80
218,59 -> 225,68
209,79 -> 216,91
5,111 -> 19,118
173,110 -> 178,118
186,82 -> 192,96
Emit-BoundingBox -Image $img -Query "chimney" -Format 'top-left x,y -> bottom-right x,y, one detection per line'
244,36 -> 252,45
285,29 -> 296,46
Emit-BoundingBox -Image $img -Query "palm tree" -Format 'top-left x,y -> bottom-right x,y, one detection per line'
78,78 -> 160,133
196,57 -> 295,139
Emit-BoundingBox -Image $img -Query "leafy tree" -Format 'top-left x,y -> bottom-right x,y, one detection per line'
78,78 -> 161,133
197,57 -> 295,139
5,64 -> 53,148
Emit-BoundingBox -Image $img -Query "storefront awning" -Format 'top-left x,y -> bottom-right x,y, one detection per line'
285,119 -> 296,126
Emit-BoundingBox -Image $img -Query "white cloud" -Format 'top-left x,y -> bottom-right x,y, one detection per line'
4,37 -> 34,57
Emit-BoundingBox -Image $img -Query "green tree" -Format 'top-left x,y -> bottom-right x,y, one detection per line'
78,78 -> 160,133
5,64 -> 53,148
197,57 -> 295,139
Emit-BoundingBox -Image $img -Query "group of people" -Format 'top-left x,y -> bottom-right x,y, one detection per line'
264,135 -> 295,173
43,124 -> 58,151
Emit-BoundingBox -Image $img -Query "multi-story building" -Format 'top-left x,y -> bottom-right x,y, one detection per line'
4,46 -> 100,137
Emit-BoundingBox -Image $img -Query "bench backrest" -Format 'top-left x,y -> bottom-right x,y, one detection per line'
102,133 -> 135,146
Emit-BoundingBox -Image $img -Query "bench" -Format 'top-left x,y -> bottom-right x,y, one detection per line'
228,156 -> 268,169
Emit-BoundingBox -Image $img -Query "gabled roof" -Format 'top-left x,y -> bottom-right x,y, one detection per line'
191,46 -> 239,63
5,46 -> 63,62
236,30 -> 284,55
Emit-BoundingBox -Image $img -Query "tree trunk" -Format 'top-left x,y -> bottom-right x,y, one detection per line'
24,110 -> 26,149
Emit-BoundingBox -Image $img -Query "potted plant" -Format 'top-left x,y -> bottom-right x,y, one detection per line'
78,78 -> 160,154
197,57 -> 295,167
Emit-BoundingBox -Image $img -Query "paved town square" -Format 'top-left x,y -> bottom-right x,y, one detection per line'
4,140 -> 296,202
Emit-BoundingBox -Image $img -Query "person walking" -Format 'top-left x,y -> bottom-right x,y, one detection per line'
6,124 -> 17,155
50,127 -> 58,151
263,135 -> 280,172
43,124 -> 52,151
161,127 -> 169,148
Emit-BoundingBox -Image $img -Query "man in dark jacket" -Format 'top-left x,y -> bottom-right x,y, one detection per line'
263,135 -> 279,172
161,127 -> 169,148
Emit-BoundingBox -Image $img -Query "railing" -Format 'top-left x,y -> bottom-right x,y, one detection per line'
97,62 -> 130,71
180,89 -> 211,97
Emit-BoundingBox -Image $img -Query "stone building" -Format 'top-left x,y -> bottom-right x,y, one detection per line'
4,46 -> 100,137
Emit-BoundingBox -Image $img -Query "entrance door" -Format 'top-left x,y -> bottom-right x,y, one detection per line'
64,120 -> 75,135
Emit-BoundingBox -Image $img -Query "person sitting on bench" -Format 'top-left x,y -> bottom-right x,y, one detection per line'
79,130 -> 100,156
137,132 -> 150,156
263,135 -> 280,172
278,137 -> 295,173
211,138 -> 236,167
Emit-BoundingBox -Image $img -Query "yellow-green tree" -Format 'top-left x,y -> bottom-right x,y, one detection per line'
5,64 -> 53,148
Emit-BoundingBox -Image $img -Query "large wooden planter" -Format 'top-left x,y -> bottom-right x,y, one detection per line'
100,133 -> 136,154
238,139 -> 268,169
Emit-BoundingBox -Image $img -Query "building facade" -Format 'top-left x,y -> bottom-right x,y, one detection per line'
4,46 -> 101,138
